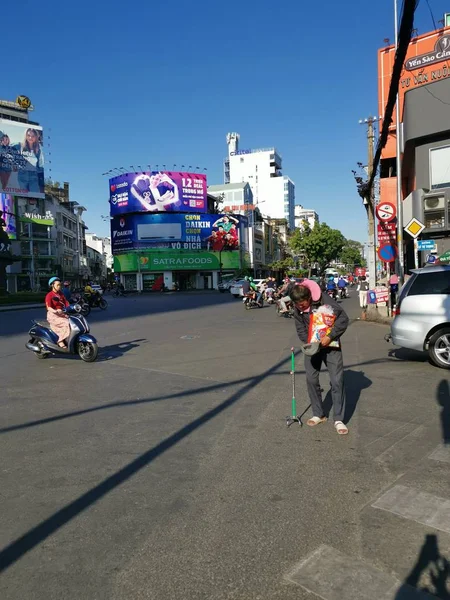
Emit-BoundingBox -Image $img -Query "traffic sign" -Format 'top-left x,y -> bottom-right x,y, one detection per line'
404,218 -> 425,239
376,202 -> 397,222
417,239 -> 436,251
426,254 -> 437,264
377,243 -> 398,262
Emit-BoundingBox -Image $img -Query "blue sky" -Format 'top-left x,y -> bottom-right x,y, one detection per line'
2,0 -> 447,242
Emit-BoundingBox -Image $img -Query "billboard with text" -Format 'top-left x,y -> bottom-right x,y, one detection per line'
0,193 -> 17,239
0,120 -> 44,198
111,212 -> 247,255
109,171 -> 207,216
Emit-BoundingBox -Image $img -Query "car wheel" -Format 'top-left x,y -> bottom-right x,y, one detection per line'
428,327 -> 450,369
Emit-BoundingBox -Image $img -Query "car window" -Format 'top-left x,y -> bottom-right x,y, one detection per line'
407,272 -> 450,296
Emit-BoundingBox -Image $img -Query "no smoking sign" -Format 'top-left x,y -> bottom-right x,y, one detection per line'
376,202 -> 397,222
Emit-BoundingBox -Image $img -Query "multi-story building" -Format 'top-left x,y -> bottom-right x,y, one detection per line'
86,233 -> 113,281
224,133 -> 295,229
294,205 -> 319,230
378,18 -> 450,270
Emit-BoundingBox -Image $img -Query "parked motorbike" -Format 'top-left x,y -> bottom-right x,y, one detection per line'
243,294 -> 264,309
25,304 -> 99,362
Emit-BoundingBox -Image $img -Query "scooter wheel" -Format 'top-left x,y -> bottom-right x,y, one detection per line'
99,299 -> 108,310
81,305 -> 91,317
78,341 -> 99,362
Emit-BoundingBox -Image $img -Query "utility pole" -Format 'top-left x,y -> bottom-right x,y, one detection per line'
394,0 -> 405,283
359,116 -> 377,290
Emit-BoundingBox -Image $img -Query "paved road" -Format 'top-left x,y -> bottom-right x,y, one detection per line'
0,292 -> 449,599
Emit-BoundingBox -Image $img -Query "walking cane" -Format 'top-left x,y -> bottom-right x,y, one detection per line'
286,347 -> 302,427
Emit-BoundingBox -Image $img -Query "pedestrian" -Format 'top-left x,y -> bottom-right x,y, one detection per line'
357,276 -> 369,308
289,279 -> 349,435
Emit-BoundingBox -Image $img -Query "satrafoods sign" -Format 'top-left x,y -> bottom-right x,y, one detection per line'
113,250 -> 241,272
405,35 -> 450,71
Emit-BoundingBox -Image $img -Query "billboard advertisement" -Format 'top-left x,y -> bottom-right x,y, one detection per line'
0,120 -> 45,198
109,171 -> 207,216
111,212 -> 247,255
114,250 -> 241,272
0,193 -> 17,239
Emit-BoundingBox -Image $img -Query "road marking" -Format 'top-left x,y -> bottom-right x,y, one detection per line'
285,544 -> 430,599
372,485 -> 450,534
429,445 -> 450,463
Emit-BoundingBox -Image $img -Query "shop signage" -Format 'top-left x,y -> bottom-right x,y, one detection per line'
405,35 -> 450,71
113,249 -> 241,273
417,239 -> 436,251
20,211 -> 54,226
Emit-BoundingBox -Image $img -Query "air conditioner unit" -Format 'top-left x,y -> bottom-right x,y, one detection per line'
424,196 -> 445,210
137,222 -> 182,241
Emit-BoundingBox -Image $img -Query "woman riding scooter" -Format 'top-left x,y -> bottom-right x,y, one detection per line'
45,276 -> 70,348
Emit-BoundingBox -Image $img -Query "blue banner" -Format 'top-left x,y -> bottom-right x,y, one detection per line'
111,212 -> 248,255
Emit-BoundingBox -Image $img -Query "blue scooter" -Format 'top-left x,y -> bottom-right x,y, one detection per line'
26,304 -> 99,362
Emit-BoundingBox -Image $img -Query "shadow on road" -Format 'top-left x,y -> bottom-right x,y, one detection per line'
394,534 -> 450,599
344,369 -> 372,423
321,369 -> 372,424
98,338 -> 146,361
388,347 -> 429,363
0,293 -> 235,338
0,351 -> 292,573
437,379 -> 450,446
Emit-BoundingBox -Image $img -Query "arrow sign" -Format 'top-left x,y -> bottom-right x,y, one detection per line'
376,202 -> 397,222
378,243 -> 398,262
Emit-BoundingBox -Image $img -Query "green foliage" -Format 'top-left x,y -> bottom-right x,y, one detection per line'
268,257 -> 295,271
289,223 -> 346,273
340,240 -> 365,268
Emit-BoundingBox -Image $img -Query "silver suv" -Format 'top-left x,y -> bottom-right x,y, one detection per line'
390,265 -> 450,369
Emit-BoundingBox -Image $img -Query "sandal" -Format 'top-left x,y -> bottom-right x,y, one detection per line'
334,421 -> 348,435
307,416 -> 327,427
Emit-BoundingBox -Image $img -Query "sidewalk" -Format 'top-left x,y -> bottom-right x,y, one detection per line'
0,303 -> 42,312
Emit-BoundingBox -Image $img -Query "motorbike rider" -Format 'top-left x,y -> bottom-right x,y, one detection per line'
45,277 -> 70,348
62,280 -> 72,302
279,277 -> 294,314
249,277 -> 259,302
84,282 -> 99,305
337,276 -> 348,298
326,275 -> 337,298
241,276 -> 251,298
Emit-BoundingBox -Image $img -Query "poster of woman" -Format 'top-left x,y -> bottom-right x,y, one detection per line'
0,120 -> 45,198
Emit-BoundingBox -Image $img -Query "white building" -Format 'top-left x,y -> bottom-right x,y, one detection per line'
85,233 -> 113,279
207,182 -> 253,214
294,205 -> 319,230
224,133 -> 295,229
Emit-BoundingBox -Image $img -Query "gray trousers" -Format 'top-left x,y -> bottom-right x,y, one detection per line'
304,349 -> 346,422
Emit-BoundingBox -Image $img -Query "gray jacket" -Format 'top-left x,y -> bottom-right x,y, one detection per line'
293,292 -> 349,344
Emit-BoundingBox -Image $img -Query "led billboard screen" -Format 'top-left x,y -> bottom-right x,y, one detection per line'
111,212 -> 247,255
109,171 -> 207,216
0,120 -> 44,198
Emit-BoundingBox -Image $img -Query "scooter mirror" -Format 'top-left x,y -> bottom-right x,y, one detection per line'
73,303 -> 82,313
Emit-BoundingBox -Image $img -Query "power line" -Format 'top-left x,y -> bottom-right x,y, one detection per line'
364,0 -> 420,204
425,0 -> 437,30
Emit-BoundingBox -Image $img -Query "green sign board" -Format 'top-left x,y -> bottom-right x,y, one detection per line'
20,214 -> 54,226
114,249 -> 241,273
438,250 -> 450,263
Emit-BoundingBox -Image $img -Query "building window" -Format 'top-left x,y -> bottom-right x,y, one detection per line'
430,146 -> 450,189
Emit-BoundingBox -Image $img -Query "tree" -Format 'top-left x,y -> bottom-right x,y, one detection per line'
340,240 -> 366,269
289,222 -> 345,275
